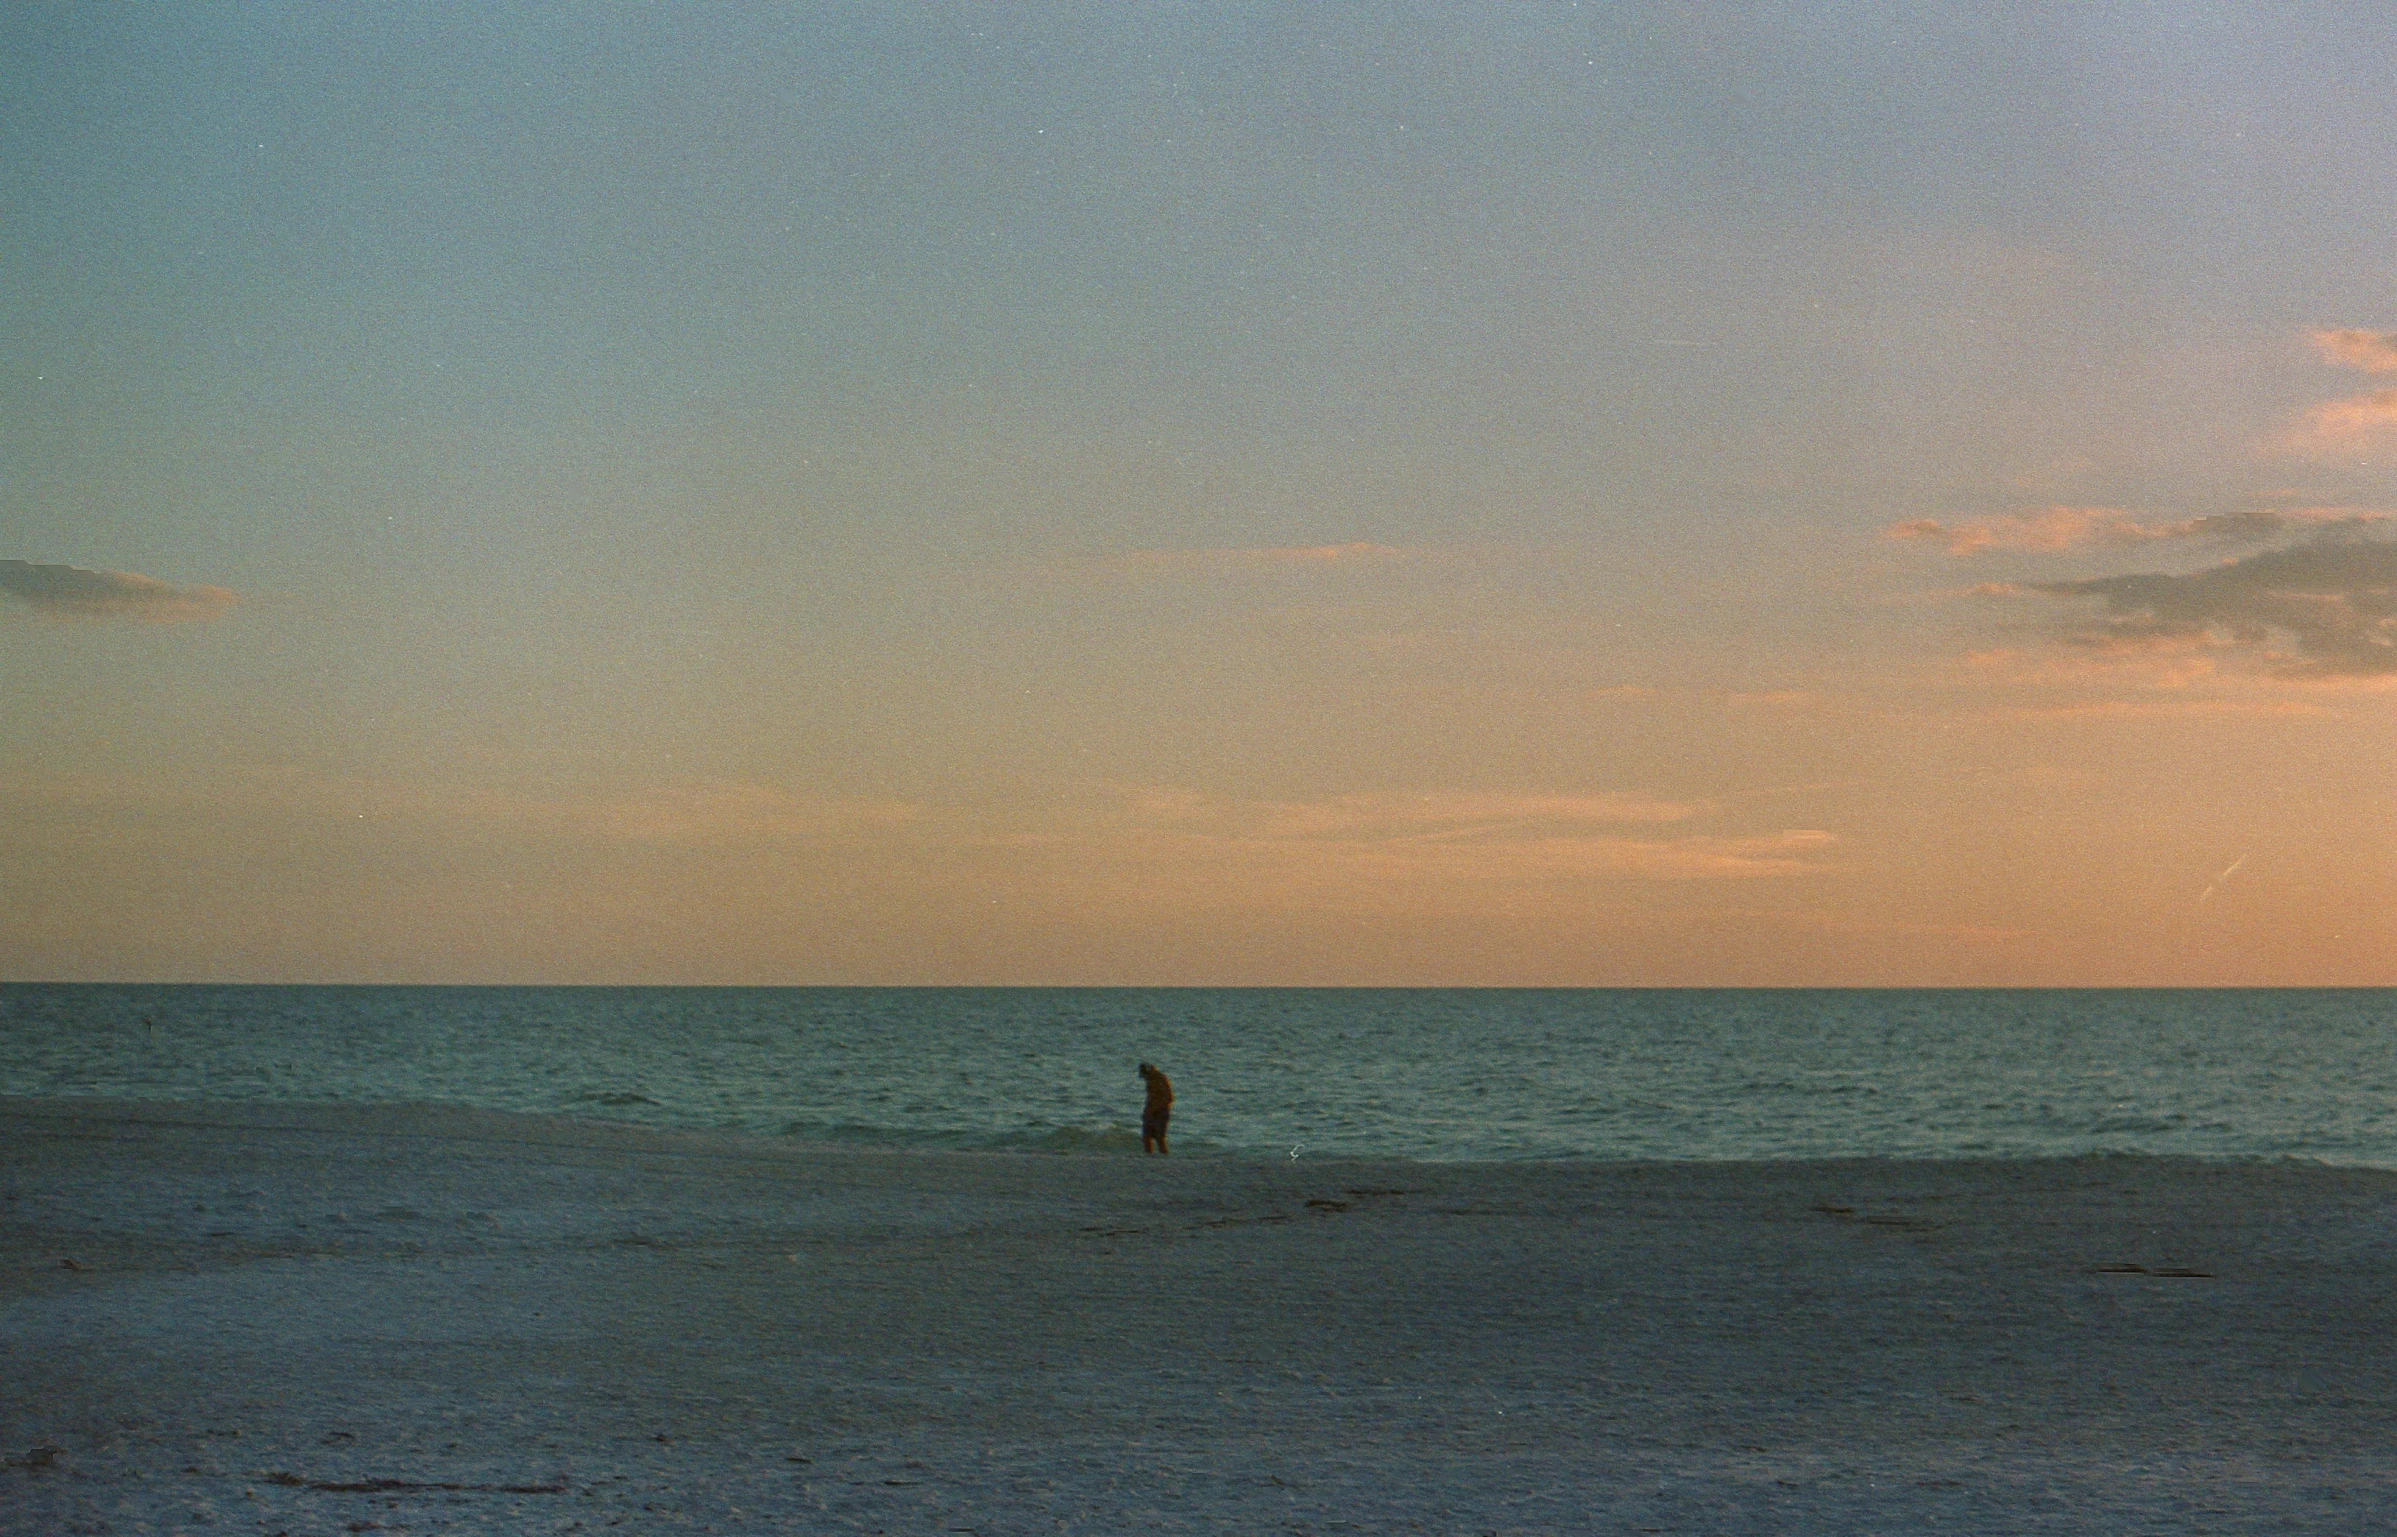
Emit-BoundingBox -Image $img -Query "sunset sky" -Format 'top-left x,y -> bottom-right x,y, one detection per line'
7,3 -> 2397,985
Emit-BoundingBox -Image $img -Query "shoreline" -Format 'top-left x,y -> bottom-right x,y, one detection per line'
9,1097 -> 2397,1532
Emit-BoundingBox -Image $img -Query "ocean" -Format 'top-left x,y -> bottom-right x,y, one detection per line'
5,985 -> 2395,1165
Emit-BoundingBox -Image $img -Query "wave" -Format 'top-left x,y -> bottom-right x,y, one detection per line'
19,985 -> 2397,1167
775,1118 -> 1227,1157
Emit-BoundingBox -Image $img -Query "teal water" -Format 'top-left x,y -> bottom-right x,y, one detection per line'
4,986 -> 2395,1164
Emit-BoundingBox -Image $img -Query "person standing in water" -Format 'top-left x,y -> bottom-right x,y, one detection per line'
1137,1062 -> 1173,1156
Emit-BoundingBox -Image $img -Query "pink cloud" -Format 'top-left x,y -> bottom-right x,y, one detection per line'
1886,506 -> 2385,556
1884,507 -> 2139,553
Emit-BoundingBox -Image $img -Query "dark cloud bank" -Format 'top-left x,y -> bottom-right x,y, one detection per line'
2036,538 -> 2397,676
0,560 -> 237,622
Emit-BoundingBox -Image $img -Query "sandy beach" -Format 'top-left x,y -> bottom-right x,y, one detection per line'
7,1098 -> 2397,1533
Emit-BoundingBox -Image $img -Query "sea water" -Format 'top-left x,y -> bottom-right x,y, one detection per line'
5,985 -> 2397,1165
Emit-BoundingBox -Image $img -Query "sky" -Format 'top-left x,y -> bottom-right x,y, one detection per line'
6,1 -> 2397,985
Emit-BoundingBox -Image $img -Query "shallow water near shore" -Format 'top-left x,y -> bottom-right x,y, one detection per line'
17,1098 -> 2397,1536
5,985 -> 2397,1165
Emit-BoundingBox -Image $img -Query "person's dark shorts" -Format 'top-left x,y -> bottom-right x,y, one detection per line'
1143,1108 -> 1170,1141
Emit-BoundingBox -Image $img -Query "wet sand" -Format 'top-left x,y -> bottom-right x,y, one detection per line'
7,1096 -> 2397,1533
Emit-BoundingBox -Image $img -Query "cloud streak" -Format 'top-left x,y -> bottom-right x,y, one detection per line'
1088,542 -> 1414,576
1096,784 -> 1831,882
0,560 -> 238,622
3,768 -> 922,848
1886,506 -> 2387,555
1111,785 -> 1704,836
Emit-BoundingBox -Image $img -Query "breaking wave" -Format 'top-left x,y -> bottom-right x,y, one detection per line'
775,1119 -> 1224,1157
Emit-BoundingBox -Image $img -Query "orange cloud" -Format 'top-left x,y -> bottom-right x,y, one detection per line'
2309,327 -> 2397,373
2278,326 -> 2397,452
2285,388 -> 2397,452
0,560 -> 238,622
